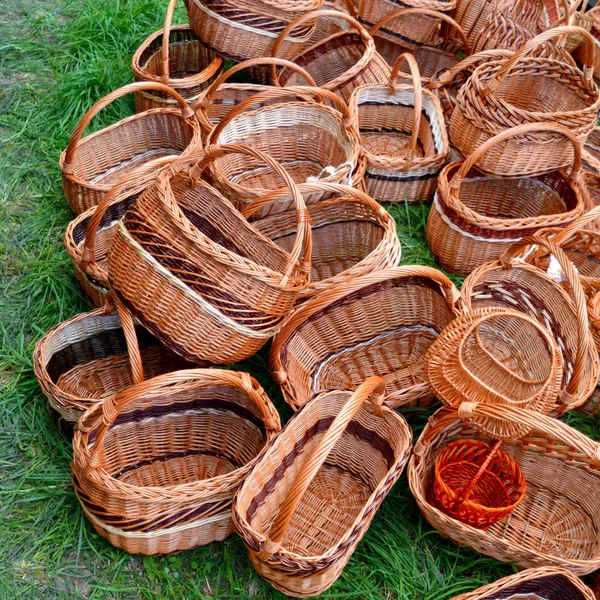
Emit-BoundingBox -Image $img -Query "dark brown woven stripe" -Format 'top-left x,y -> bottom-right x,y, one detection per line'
72,195 -> 137,245
479,574 -> 587,600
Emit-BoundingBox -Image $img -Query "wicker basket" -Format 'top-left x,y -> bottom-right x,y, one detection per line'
235,0 -> 324,22
369,9 -> 470,73
242,181 -> 401,300
183,0 -> 314,63
583,126 -> 600,173
196,57 -> 316,137
427,122 -> 586,276
310,0 -> 354,42
269,266 -> 460,410
64,156 -> 175,308
233,376 -> 412,597
409,402 -> 600,574
206,87 -> 362,205
452,566 -> 596,600
33,303 -> 193,424
132,0 -> 223,112
356,0 -> 457,48
578,7 -> 600,80
460,235 -> 599,414
59,82 -> 202,215
450,26 -> 600,177
582,290 -> 600,416
72,368 -> 280,554
98,145 -> 311,365
349,53 -> 449,203
272,10 -> 390,103
471,10 -> 536,52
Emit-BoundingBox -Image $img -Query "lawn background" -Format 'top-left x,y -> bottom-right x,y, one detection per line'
2,1 -> 600,598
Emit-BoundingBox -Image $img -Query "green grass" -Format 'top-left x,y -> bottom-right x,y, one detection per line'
1,1 -> 599,598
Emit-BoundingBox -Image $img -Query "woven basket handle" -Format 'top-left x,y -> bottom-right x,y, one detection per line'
160,0 -> 179,83
63,82 -> 195,174
388,53 -> 422,155
208,85 -> 353,144
241,181 -> 384,220
198,57 -> 317,131
270,10 -> 373,85
449,121 -> 582,198
484,26 -> 597,95
259,376 -> 386,556
501,235 -> 592,407
195,144 -> 312,280
547,203 -> 600,245
369,8 -> 471,55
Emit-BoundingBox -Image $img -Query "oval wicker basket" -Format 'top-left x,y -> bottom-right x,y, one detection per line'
272,10 -> 390,103
233,376 -> 412,598
460,235 -> 599,414
92,145 -> 311,365
349,53 -> 449,203
409,403 -> 600,575
33,303 -> 193,424
427,122 -> 586,276
183,0 -> 315,63
206,87 -> 362,205
59,82 -> 202,215
269,266 -> 460,410
242,181 -> 401,300
451,566 -> 596,600
196,57 -> 316,136
450,26 -> 600,177
72,368 -> 280,554
131,0 -> 223,112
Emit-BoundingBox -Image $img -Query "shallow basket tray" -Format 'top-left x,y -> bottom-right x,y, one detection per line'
72,368 -> 280,554
269,266 -> 460,410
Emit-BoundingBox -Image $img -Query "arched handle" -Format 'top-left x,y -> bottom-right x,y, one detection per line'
62,82 -> 195,174
389,53 -> 422,155
259,376 -> 386,555
197,58 -> 317,132
483,26 -> 598,96
207,85 -> 353,145
548,204 -> 600,245
192,144 -> 312,281
500,235 -> 593,406
369,8 -> 471,55
448,122 -> 582,200
161,0 -> 179,83
270,10 -> 374,85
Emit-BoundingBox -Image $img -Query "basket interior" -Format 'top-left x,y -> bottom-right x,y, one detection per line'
278,32 -> 368,88
252,199 -> 386,283
279,276 -> 455,404
476,572 -> 589,600
100,384 -> 268,488
45,313 -> 192,402
238,390 -> 407,557
212,104 -> 354,191
416,419 -> 600,563
71,112 -> 195,187
356,87 -> 446,163
379,45 -> 459,81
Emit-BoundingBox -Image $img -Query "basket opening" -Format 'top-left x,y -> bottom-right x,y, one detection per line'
278,32 -> 368,88
477,573 -> 591,600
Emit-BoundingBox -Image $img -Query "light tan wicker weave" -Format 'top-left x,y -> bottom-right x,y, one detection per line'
91,145 -> 311,365
196,57 -> 316,136
233,376 -> 412,597
427,122 -> 586,276
269,266 -> 460,410
583,126 -> 600,173
72,368 -> 280,554
450,26 -> 600,177
59,82 -> 202,215
242,181 -> 401,300
33,303 -> 193,423
272,10 -> 390,103
409,402 -> 600,574
460,235 -> 599,414
206,86 -> 362,205
132,0 -> 223,112
349,53 -> 449,203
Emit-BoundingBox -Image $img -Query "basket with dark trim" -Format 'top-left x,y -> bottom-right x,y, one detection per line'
269,266 -> 460,410
233,376 -> 412,598
426,122 -> 586,276
132,0 -> 223,112
72,368 -> 280,554
59,82 -> 202,215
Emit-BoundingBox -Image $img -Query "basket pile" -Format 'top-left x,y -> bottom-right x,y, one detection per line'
30,0 -> 600,596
